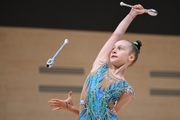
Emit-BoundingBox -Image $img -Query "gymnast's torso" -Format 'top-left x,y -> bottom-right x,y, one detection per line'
79,62 -> 134,120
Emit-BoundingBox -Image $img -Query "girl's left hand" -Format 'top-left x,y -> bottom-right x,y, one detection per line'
48,91 -> 74,111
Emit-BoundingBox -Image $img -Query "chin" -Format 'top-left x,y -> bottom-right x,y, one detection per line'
110,60 -> 124,68
110,61 -> 119,66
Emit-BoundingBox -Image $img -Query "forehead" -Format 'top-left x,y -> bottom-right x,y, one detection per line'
115,40 -> 131,47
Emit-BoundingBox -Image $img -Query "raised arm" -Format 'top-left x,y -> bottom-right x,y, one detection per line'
92,4 -> 145,69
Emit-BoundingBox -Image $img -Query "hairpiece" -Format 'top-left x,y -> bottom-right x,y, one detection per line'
133,41 -> 141,51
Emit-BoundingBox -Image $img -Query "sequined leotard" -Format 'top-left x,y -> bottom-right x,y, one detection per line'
79,62 -> 134,120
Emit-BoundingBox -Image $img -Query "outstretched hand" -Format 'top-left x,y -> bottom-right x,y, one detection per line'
48,91 -> 74,111
130,4 -> 146,16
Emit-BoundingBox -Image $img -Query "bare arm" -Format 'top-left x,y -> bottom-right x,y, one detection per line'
92,4 -> 145,69
114,93 -> 133,113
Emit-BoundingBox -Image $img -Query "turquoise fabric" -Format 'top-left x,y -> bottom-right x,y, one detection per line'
79,63 -> 134,120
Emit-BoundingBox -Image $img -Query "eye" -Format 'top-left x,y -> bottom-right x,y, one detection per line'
118,46 -> 122,50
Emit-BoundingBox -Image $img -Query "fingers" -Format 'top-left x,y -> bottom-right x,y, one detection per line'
49,102 -> 70,111
48,99 -> 61,104
48,91 -> 73,111
48,99 -> 64,108
48,99 -> 64,105
48,99 -> 70,110
49,102 -> 61,106
68,91 -> 72,98
134,4 -> 144,10
52,107 -> 61,111
49,98 -> 61,101
52,107 -> 62,111
130,4 -> 145,15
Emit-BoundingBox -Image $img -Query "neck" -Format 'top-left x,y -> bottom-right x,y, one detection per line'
109,65 -> 127,80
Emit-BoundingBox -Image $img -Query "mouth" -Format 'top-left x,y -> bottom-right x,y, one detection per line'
111,55 -> 117,58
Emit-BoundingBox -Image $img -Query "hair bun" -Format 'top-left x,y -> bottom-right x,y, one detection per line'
133,40 -> 142,51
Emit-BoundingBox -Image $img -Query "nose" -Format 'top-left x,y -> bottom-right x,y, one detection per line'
112,48 -> 117,53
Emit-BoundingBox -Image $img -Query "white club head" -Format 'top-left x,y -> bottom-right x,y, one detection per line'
146,9 -> 158,16
120,2 -> 133,8
64,39 -> 69,44
46,58 -> 54,68
120,2 -> 124,6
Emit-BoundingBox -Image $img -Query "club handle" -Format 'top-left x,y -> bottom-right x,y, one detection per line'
52,39 -> 69,60
120,2 -> 134,8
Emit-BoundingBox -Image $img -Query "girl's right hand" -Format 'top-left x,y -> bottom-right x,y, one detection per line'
130,4 -> 146,16
48,91 -> 74,111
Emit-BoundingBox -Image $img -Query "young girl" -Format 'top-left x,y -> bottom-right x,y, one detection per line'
48,4 -> 145,120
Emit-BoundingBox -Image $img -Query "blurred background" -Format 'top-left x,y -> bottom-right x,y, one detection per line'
0,0 -> 180,120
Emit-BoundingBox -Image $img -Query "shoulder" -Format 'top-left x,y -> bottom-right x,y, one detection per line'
123,81 -> 135,97
90,61 -> 109,73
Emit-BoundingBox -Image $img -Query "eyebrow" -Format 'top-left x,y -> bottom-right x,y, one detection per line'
113,45 -> 126,49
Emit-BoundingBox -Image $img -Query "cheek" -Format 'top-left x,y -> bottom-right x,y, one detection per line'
119,53 -> 130,61
118,52 -> 129,58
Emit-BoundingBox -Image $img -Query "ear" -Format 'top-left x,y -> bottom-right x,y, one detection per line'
128,54 -> 135,62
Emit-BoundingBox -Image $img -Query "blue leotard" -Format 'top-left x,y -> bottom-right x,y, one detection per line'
79,62 -> 134,120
